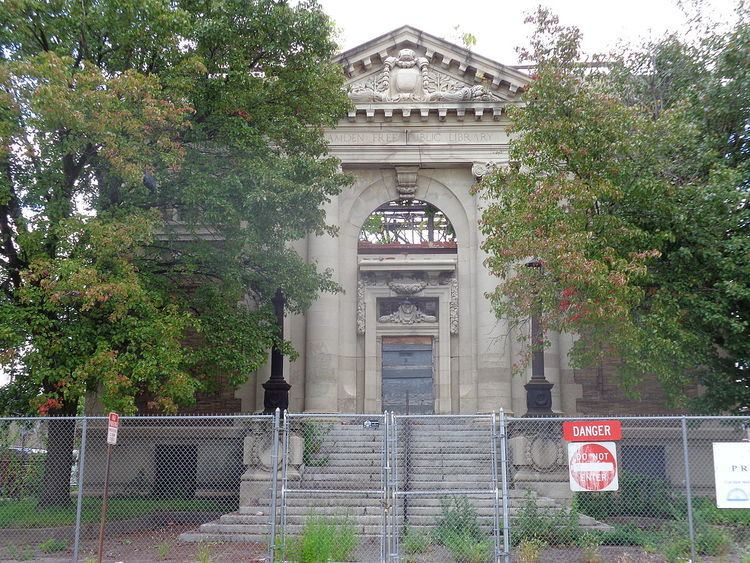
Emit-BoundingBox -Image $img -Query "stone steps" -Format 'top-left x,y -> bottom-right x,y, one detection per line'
179,419 -> 610,544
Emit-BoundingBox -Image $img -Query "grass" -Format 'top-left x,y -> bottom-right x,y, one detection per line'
402,525 -> 430,555
0,497 -> 234,528
282,514 -> 357,563
37,538 -> 68,553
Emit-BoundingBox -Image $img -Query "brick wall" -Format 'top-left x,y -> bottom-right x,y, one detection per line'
573,357 -> 688,416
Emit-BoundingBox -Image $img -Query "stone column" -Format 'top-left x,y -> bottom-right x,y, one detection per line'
304,198 -> 340,412
475,217 -> 512,413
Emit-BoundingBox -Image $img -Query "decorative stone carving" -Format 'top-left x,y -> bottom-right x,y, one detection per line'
357,279 -> 366,334
388,280 -> 427,295
449,277 -> 459,334
378,300 -> 437,324
349,48 -> 502,103
524,433 -> 565,473
471,161 -> 498,179
395,166 -> 419,199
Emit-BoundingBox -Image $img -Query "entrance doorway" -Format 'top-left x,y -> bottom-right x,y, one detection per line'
381,336 -> 434,414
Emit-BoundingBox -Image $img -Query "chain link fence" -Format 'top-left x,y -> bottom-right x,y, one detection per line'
0,413 -> 748,562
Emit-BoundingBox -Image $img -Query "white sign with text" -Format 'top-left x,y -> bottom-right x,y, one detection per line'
713,442 -> 750,509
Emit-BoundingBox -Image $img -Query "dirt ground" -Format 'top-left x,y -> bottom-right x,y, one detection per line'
2,526 -> 746,562
2,524 -> 266,562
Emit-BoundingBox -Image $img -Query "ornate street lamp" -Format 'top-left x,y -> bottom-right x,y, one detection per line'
524,259 -> 554,416
263,289 -> 291,414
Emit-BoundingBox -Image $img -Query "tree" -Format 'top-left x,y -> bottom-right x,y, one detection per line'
477,7 -> 749,414
0,0 -> 350,506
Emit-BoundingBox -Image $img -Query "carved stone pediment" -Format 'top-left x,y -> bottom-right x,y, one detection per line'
348,49 -> 504,104
336,26 -> 529,111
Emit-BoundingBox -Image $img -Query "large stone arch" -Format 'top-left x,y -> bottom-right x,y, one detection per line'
333,170 -> 479,413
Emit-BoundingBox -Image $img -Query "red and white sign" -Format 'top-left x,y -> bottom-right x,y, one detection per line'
568,442 -> 619,492
107,412 -> 119,445
563,420 -> 622,442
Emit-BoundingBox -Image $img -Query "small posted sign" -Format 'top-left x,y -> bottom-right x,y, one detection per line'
562,420 -> 622,442
568,441 -> 619,492
107,412 -> 119,446
713,442 -> 750,509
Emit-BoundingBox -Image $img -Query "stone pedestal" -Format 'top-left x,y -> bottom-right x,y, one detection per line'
509,429 -> 571,502
239,427 -> 303,506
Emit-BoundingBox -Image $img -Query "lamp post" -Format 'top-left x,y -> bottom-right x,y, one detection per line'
263,288 -> 290,414
524,259 -> 554,416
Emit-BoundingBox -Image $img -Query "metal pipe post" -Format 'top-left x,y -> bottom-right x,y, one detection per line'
267,408 -> 281,563
279,410 -> 291,558
499,410 -> 511,563
72,416 -> 88,562
490,412 -> 501,563
381,411 -> 388,563
97,443 -> 113,563
681,416 -> 697,563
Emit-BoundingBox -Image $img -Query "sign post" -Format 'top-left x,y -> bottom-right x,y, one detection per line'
98,412 -> 119,563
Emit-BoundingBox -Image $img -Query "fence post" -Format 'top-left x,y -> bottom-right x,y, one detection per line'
279,410 -> 290,560
267,408 -> 281,563
381,411 -> 388,563
490,412 -> 501,563
498,410 -> 511,563
72,416 -> 88,563
681,416 -> 697,563
389,412 -> 398,563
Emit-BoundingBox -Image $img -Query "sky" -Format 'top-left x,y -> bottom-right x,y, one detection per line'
319,0 -> 739,63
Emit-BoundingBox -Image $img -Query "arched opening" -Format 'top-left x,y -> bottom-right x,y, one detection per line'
358,199 -> 457,254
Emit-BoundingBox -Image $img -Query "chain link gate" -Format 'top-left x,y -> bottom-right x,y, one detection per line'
385,413 -> 507,563
278,413 -> 389,562
275,412 -> 509,562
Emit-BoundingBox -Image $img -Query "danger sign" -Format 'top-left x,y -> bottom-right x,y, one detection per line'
563,420 -> 621,442
107,412 -> 119,445
568,442 -> 619,492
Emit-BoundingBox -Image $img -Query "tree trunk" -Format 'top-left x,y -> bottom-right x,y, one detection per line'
38,416 -> 76,508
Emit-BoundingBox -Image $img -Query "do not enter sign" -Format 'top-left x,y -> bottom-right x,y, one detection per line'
568,442 -> 619,492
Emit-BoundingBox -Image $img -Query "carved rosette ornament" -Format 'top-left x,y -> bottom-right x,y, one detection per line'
349,48 -> 503,104
471,161 -> 498,179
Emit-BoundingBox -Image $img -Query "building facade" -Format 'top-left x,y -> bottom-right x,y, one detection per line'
202,26 -> 676,417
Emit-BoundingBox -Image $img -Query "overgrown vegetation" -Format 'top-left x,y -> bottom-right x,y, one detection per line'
280,514 -> 357,563
301,422 -> 332,467
575,471 -> 678,519
0,0 -> 351,507
434,496 -> 492,563
517,538 -> 545,563
478,5 -> 750,413
401,525 -> 430,555
513,491 -> 581,546
37,538 -> 68,553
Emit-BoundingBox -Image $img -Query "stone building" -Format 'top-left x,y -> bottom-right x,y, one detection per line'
202,25 -> 677,418
81,26 -> 696,507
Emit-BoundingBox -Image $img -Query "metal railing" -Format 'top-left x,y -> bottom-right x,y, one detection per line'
0,412 -> 747,562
